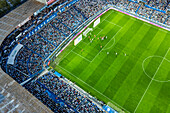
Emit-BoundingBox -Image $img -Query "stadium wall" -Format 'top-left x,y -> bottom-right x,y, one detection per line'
109,5 -> 170,31
50,4 -> 169,64
1,0 -> 169,112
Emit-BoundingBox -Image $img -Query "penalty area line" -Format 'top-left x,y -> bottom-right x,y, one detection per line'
57,10 -> 114,65
71,50 -> 91,62
91,27 -> 122,62
57,64 -> 131,113
104,19 -> 122,28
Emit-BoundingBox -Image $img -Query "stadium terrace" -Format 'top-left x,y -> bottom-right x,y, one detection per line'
0,0 -> 169,113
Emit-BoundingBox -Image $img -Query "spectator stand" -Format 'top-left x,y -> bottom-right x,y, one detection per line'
1,0 -> 170,112
26,72 -> 105,112
37,80 -> 77,112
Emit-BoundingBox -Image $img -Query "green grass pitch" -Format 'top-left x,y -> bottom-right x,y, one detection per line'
50,9 -> 170,113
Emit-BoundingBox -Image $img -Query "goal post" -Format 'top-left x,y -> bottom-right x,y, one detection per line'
83,28 -> 93,37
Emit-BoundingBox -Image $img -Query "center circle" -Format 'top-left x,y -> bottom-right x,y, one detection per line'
142,56 -> 170,82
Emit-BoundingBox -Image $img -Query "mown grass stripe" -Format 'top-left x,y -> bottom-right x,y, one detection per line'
106,11 -> 124,25
102,21 -> 145,99
70,25 -> 119,78
114,29 -> 167,112
149,81 -> 170,113
138,34 -> 170,112
51,9 -> 170,113
110,23 -> 152,105
93,18 -> 136,93
121,27 -> 160,112
113,13 -> 130,27
77,25 -> 121,81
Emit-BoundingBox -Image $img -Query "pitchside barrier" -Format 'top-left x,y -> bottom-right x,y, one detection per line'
93,17 -> 100,28
49,4 -> 170,65
21,2 -> 170,113
9,1 -> 169,65
26,2 -> 170,113
107,5 -> 170,31
52,4 -> 170,61
48,5 -> 170,112
74,34 -> 82,46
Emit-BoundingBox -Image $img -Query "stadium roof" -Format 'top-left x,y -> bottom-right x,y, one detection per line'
0,0 -> 52,112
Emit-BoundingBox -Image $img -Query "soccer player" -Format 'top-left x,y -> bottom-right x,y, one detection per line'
116,52 -> 117,57
81,49 -> 84,54
102,37 -> 104,40
100,45 -> 102,49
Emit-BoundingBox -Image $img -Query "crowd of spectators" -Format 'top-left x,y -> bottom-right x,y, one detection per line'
136,0 -> 169,24
6,47 -> 44,83
0,0 -> 169,112
39,24 -> 65,46
7,64 -> 30,84
25,79 -> 75,112
74,0 -> 104,18
147,0 -> 169,11
0,0 -> 70,84
73,0 -> 169,25
24,73 -> 103,112
14,47 -> 33,75
21,34 -> 56,58
127,1 -> 140,12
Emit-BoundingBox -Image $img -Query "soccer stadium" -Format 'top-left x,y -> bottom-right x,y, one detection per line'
0,0 -> 169,113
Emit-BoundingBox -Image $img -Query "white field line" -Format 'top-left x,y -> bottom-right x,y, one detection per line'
104,19 -> 122,28
91,27 -> 122,62
57,27 -> 103,64
58,26 -> 118,67
102,37 -> 115,51
57,12 -> 113,65
57,64 -> 131,113
83,27 -> 103,46
134,48 -> 170,113
57,47 -> 75,65
102,10 -> 114,24
142,55 -> 170,83
81,40 -> 89,45
96,28 -> 103,35
136,20 -> 169,34
65,27 -> 103,63
83,10 -> 113,45
81,26 -> 103,46
71,50 -> 91,62
85,10 -> 113,39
